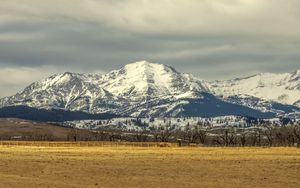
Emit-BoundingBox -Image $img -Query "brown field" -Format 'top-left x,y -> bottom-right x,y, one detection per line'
0,118 -> 73,139
0,144 -> 299,188
0,118 -> 92,141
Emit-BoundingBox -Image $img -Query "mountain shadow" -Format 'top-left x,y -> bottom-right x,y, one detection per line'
0,106 -> 120,122
173,93 -> 276,119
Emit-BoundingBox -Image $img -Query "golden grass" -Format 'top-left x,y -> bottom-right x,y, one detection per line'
0,144 -> 299,188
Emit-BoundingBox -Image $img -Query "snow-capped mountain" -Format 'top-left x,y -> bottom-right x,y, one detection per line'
0,61 -> 209,116
1,72 -> 121,113
95,61 -> 209,101
0,60 -> 299,119
208,70 -> 300,107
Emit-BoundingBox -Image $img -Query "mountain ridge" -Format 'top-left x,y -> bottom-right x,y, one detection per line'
0,61 -> 299,119
208,69 -> 300,106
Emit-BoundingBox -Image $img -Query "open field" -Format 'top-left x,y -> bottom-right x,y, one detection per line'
0,118 -> 75,140
0,118 -> 94,141
0,144 -> 299,188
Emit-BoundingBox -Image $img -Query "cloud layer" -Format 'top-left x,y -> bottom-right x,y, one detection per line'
0,0 -> 300,97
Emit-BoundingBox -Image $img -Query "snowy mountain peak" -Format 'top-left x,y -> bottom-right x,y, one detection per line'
208,70 -> 300,105
98,60 -> 205,100
123,60 -> 178,76
291,69 -> 300,79
124,60 -> 161,68
0,61 -> 299,118
123,60 -> 174,76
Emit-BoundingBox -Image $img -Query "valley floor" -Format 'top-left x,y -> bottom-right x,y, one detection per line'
0,144 -> 299,188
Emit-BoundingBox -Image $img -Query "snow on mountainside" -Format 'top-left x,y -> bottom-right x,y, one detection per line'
62,116 -> 249,131
0,60 -> 299,118
0,61 -> 210,116
97,61 -> 208,100
1,72 -> 121,113
208,70 -> 300,107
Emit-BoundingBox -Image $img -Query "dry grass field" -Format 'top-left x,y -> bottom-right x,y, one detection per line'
0,118 -> 88,140
0,144 -> 299,188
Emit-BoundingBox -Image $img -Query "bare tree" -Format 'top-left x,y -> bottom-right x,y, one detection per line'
292,125 -> 300,147
249,129 -> 262,146
263,125 -> 274,147
152,124 -> 172,142
135,129 -> 148,142
183,124 -> 198,144
240,132 -> 247,147
197,128 -> 207,145
228,131 -> 238,146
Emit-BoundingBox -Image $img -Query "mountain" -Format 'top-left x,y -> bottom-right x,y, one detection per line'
0,72 -> 121,114
0,61 -> 210,115
0,106 -> 119,122
97,61 -> 209,100
208,70 -> 300,107
0,61 -> 299,120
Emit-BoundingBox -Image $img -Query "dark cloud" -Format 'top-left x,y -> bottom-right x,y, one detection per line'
0,0 -> 300,97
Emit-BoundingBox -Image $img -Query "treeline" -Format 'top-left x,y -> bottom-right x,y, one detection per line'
64,122 -> 300,147
2,120 -> 300,147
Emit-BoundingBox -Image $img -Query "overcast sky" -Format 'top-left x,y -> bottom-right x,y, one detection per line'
0,0 -> 300,97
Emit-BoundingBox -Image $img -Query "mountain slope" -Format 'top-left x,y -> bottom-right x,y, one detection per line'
168,93 -> 275,119
0,106 -> 119,122
1,72 -> 122,113
0,61 -> 299,119
208,70 -> 300,106
0,61 -> 209,115
97,61 -> 209,100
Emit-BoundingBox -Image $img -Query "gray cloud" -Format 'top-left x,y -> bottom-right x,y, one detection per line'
0,0 -> 300,97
